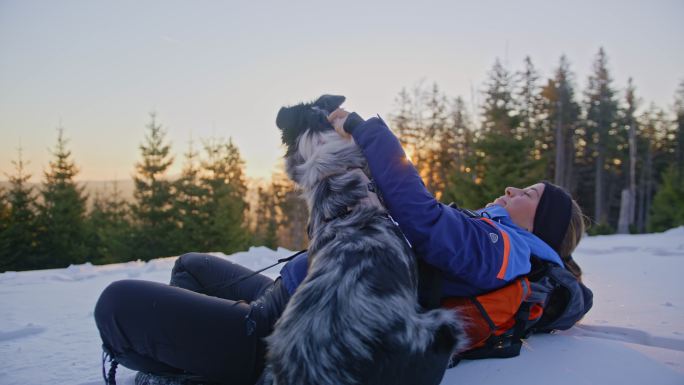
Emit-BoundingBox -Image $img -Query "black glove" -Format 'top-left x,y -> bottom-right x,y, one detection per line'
343,112 -> 365,135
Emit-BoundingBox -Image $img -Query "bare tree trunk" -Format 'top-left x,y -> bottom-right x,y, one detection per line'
645,147 -> 653,230
628,120 -> 637,225
617,189 -> 631,233
637,153 -> 647,233
619,118 -> 638,234
554,100 -> 565,187
565,126 -> 576,191
595,146 -> 606,224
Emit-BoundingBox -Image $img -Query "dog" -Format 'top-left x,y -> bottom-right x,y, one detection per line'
263,95 -> 465,385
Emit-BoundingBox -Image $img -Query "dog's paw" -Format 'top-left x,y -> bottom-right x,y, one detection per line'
313,94 -> 345,114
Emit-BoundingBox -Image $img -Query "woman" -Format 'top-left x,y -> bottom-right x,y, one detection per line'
95,108 -> 591,385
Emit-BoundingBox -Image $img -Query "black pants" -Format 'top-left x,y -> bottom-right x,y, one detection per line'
94,253 -> 291,384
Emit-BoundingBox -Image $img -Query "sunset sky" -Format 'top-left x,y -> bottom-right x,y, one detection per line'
1,0 -> 682,182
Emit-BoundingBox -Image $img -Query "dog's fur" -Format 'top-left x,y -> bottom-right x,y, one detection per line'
264,95 -> 465,385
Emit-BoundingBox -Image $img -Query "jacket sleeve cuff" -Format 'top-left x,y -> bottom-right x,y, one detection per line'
343,112 -> 365,134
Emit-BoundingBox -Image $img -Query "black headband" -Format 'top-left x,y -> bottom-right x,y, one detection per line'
532,181 -> 572,255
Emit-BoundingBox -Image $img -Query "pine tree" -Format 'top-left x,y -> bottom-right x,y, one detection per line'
271,167 -> 308,250
131,112 -> 177,260
581,48 -> 619,228
87,193 -> 110,262
0,189 -> 8,234
481,58 -> 520,136
35,128 -> 89,268
173,139 -> 208,253
86,182 -> 133,264
391,83 -> 435,178
253,184 -> 278,249
649,165 -> 684,232
0,148 -> 38,271
675,80 -> 684,178
391,83 -> 472,200
541,56 -> 581,190
460,58 -> 543,208
451,97 -> 475,164
516,56 -> 544,141
200,138 -> 249,253
422,83 -> 450,197
636,105 -> 672,232
424,89 -> 476,201
392,87 -> 421,159
617,78 -> 639,233
0,188 -> 9,266
441,97 -> 475,205
648,107 -> 678,192
454,132 -> 545,209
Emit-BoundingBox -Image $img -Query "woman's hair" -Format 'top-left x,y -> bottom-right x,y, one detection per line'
558,199 -> 588,280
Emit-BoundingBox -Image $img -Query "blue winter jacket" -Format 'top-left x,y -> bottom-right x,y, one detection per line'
280,116 -> 564,297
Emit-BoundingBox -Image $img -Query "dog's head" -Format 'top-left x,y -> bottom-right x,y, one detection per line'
276,94 -> 346,155
276,94 -> 365,188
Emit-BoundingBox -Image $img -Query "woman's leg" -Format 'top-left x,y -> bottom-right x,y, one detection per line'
170,252 -> 274,301
95,279 -> 279,384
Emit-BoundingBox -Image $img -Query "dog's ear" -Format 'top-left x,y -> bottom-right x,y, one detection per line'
276,94 -> 346,150
276,103 -> 310,150
313,94 -> 345,114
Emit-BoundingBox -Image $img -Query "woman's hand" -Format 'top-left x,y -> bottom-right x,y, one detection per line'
328,108 -> 351,139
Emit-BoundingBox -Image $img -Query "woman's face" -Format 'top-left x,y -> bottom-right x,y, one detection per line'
488,183 -> 545,231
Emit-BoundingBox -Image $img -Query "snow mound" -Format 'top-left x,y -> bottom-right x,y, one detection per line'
0,323 -> 46,342
0,231 -> 683,385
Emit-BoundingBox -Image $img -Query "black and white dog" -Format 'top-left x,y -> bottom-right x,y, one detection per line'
263,95 -> 465,385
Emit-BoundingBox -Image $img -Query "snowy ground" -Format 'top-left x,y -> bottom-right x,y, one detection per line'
1,229 -> 683,385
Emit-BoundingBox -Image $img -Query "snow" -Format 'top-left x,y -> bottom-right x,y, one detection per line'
1,232 -> 683,385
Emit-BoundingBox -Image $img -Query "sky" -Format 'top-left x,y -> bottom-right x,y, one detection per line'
1,0 -> 683,183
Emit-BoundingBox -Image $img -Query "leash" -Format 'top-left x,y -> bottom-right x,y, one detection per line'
195,249 -> 307,295
99,249 -> 303,385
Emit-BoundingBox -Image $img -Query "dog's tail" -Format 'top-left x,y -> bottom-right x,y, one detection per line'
408,308 -> 466,385
369,308 -> 465,385
415,307 -> 467,354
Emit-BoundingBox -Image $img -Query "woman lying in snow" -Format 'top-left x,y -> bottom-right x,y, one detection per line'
95,107 -> 592,385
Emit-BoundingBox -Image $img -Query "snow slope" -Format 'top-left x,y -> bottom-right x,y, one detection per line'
1,229 -> 683,385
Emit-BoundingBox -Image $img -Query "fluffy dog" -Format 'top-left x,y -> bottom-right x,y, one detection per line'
262,95 -> 465,385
